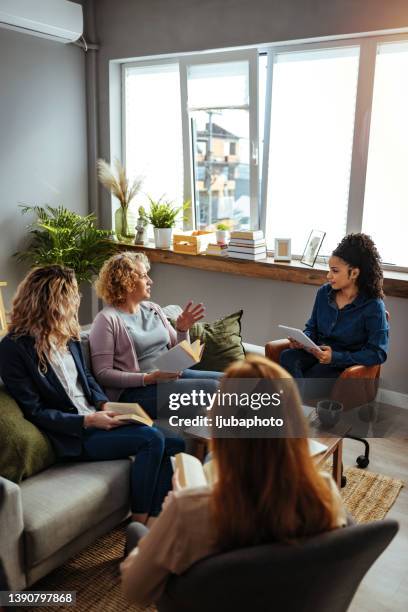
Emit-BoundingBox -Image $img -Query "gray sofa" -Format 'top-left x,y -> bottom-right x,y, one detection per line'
0,328 -> 263,591
0,457 -> 131,590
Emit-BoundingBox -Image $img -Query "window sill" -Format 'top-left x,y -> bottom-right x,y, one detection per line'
116,243 -> 408,299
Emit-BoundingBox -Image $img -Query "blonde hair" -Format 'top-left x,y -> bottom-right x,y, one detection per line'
94,251 -> 150,306
8,266 -> 81,371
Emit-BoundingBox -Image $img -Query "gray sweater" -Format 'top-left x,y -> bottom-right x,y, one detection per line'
89,302 -> 188,401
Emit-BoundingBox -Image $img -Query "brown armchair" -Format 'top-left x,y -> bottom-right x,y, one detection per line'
265,340 -> 381,413
265,312 -> 389,471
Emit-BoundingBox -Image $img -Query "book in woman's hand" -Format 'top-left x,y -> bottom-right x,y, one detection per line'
173,453 -> 215,489
105,402 -> 153,427
153,339 -> 205,373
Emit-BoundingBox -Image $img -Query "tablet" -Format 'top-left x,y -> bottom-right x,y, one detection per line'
278,325 -> 321,351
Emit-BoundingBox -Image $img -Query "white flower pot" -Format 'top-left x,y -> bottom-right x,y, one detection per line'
154,227 -> 173,249
216,230 -> 229,245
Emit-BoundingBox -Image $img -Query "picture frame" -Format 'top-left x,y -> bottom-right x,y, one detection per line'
301,230 -> 326,267
274,238 -> 292,262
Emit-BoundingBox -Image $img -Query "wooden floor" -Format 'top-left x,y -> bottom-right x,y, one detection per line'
343,437 -> 408,612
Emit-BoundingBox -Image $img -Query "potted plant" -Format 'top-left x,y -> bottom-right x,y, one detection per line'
144,196 -> 185,249
216,222 -> 230,245
15,205 -> 115,283
97,158 -> 143,243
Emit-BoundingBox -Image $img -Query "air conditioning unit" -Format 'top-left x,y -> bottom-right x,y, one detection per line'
0,0 -> 83,43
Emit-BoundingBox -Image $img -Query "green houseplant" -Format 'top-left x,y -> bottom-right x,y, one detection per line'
97,158 -> 143,243
216,222 -> 230,245
15,205 -> 115,284
144,196 -> 186,248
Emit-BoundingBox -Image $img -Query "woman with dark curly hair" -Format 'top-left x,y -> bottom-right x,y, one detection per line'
279,233 -> 389,386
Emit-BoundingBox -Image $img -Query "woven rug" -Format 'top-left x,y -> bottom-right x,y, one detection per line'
25,467 -> 404,612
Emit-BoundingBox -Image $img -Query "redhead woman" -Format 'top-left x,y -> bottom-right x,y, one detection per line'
120,355 -> 347,606
89,252 -> 222,419
0,266 -> 183,525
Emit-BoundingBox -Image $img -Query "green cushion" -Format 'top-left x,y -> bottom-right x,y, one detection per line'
171,310 -> 245,372
0,389 -> 56,483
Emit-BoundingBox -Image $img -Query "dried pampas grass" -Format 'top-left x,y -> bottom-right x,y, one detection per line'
97,159 -> 143,208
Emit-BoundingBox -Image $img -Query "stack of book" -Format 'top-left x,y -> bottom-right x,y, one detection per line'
227,230 -> 267,260
205,243 -> 228,257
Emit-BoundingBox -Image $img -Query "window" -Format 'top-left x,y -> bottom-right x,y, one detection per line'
263,47 -> 359,256
124,63 -> 183,209
183,53 -> 258,230
362,42 -> 408,267
120,33 -> 408,268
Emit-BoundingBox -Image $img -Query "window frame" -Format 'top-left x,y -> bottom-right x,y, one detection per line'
260,33 -> 408,271
119,31 -> 408,271
121,50 -> 259,232
121,58 -> 184,219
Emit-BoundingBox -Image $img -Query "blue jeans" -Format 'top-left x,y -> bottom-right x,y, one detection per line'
279,348 -> 344,400
120,369 -> 222,419
82,424 -> 184,516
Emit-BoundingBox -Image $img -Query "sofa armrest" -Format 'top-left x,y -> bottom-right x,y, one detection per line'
243,342 -> 264,357
265,339 -> 291,363
0,477 -> 26,590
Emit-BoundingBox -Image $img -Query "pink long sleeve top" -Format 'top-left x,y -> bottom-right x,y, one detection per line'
89,303 -> 188,400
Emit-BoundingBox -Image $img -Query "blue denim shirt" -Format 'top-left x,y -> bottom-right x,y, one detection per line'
304,283 -> 389,368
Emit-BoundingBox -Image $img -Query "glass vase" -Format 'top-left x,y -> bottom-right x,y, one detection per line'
115,206 -> 138,243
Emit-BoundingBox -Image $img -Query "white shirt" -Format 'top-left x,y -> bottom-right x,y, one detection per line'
49,347 -> 96,416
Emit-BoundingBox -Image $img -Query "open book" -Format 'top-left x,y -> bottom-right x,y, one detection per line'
152,339 -> 205,373
172,442 -> 329,490
105,402 -> 153,427
172,452 -> 213,489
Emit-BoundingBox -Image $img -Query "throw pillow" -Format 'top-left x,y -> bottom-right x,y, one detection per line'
0,390 -> 56,483
170,310 -> 245,372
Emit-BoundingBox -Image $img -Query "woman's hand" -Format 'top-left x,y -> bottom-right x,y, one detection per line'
176,300 -> 205,332
310,345 -> 332,364
162,469 -> 182,511
288,336 -> 304,350
83,411 -> 122,429
172,468 -> 182,491
161,490 -> 174,511
144,370 -> 182,385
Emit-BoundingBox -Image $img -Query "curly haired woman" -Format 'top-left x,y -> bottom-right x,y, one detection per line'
280,233 -> 389,388
0,266 -> 184,525
89,252 -> 221,419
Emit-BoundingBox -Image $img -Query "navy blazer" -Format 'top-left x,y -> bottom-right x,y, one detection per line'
0,334 -> 108,458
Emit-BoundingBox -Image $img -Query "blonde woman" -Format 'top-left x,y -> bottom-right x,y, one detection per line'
0,266 -> 183,524
89,252 -> 222,419
120,355 -> 348,606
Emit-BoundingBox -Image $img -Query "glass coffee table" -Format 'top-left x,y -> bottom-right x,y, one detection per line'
184,409 -> 350,488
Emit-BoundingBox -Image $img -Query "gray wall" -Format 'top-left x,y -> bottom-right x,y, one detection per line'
91,0 -> 408,393
148,263 -> 408,394
0,26 -> 90,320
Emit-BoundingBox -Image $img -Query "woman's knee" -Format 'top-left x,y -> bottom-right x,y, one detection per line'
279,348 -> 293,368
165,434 -> 185,455
141,426 -> 166,454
